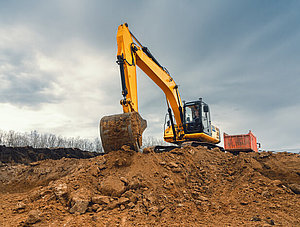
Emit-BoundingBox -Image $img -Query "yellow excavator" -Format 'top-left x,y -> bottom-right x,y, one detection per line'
100,23 -> 221,153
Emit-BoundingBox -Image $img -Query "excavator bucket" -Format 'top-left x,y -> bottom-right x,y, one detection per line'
100,112 -> 147,153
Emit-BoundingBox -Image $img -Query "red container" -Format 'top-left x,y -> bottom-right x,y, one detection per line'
223,130 -> 258,153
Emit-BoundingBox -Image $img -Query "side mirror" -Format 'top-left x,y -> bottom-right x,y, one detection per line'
203,105 -> 209,113
167,120 -> 170,127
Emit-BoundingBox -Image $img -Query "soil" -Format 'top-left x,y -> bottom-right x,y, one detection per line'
0,145 -> 101,165
0,145 -> 299,226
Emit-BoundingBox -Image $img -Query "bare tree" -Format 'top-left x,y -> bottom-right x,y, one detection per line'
0,129 -> 168,152
0,130 -> 103,152
142,136 -> 168,148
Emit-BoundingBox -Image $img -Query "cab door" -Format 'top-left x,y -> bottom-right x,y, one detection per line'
183,102 -> 203,133
202,104 -> 211,136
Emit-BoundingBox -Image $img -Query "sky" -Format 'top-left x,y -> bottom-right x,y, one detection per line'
0,0 -> 300,151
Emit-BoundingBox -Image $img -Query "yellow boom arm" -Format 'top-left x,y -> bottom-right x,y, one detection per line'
116,23 -> 184,137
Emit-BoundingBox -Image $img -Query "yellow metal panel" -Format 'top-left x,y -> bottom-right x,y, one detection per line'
184,132 -> 220,144
116,24 -> 138,112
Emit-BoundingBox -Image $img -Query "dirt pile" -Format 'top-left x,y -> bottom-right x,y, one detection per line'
0,145 -> 101,164
0,145 -> 299,226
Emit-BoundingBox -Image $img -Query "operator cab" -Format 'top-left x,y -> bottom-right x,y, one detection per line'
183,99 -> 212,136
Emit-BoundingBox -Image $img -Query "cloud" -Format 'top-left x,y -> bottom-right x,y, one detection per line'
0,24 -> 119,139
0,26 -> 58,107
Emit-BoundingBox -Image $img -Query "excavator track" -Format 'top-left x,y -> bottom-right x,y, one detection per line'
100,112 -> 147,153
153,142 -> 225,153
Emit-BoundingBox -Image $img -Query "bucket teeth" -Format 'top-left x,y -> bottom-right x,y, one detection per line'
100,112 -> 147,153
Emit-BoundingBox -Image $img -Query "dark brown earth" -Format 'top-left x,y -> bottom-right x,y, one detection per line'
0,145 -> 299,226
0,145 -> 101,165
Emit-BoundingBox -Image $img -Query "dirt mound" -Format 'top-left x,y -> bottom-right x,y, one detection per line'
0,146 -> 299,226
0,145 -> 101,164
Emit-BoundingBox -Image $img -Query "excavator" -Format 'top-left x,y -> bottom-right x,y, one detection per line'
100,23 -> 221,153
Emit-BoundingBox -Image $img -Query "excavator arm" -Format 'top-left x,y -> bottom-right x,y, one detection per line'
100,23 -> 185,153
116,23 -> 183,127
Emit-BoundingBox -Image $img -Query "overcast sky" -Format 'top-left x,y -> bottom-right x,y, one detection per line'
0,0 -> 300,150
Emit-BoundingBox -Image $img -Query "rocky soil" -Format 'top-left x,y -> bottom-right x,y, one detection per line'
0,145 -> 299,226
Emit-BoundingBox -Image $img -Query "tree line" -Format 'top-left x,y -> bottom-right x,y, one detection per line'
0,130 -> 166,152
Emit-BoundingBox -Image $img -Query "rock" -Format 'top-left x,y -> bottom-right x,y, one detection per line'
120,177 -> 128,185
129,194 -> 138,203
240,201 -> 248,205
275,188 -> 284,194
122,191 -> 138,203
120,204 -> 126,210
261,190 -> 271,198
158,205 -> 165,212
212,147 -> 221,152
163,179 -> 174,190
198,196 -> 209,201
162,173 -> 169,178
96,207 -> 103,212
149,210 -> 159,217
145,194 -> 155,203
142,198 -> 150,208
127,202 -> 135,209
25,210 -> 41,225
259,152 -> 271,159
14,202 -> 26,213
53,183 -> 68,197
96,156 -> 107,165
149,206 -> 159,212
188,149 -> 195,155
53,182 -> 68,205
98,164 -> 106,170
114,158 -> 130,167
168,162 -> 178,168
143,147 -> 153,154
172,167 -> 182,173
86,206 -> 93,212
29,162 -> 39,167
28,189 -> 43,202
123,190 -> 133,198
92,195 -> 110,205
89,166 -> 100,177
265,217 -> 275,225
128,177 -> 146,190
289,184 -> 300,194
69,200 -> 89,214
107,200 -> 119,210
149,206 -> 159,216
121,145 -> 131,152
69,188 -> 91,214
271,179 -> 282,187
159,161 -> 166,166
91,204 -> 100,211
117,197 -> 130,205
99,176 -> 126,197
251,215 -> 261,221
